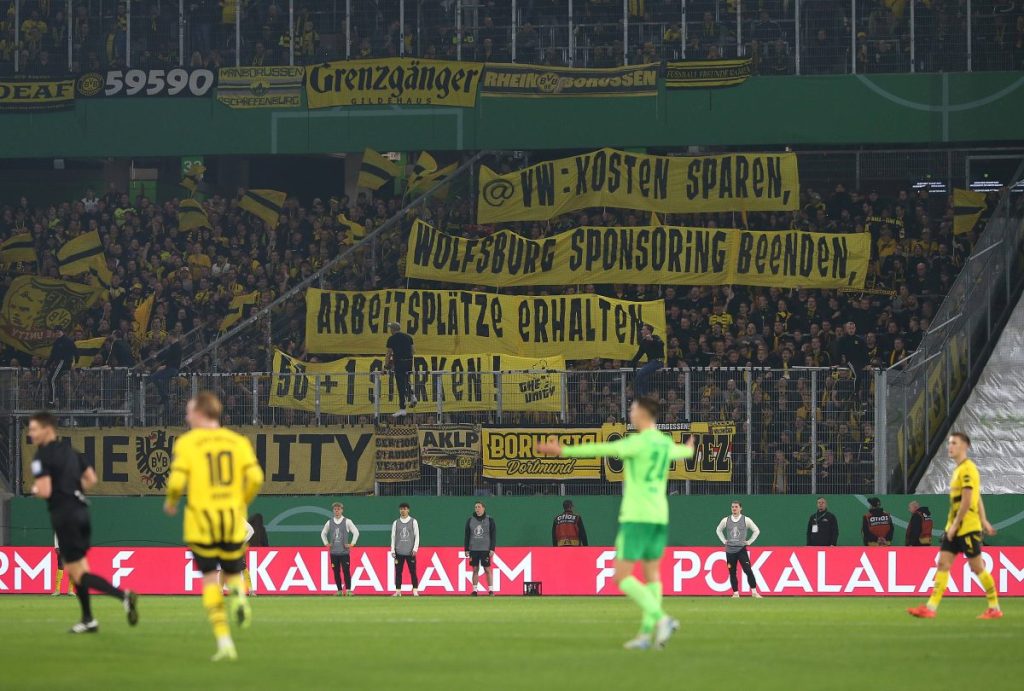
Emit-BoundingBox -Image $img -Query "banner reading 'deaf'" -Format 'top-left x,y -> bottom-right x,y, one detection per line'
270,350 -> 564,414
304,288 -> 665,361
305,58 -> 483,108
21,427 -> 376,495
477,149 -> 800,223
406,219 -> 869,289
4,547 -> 1024,596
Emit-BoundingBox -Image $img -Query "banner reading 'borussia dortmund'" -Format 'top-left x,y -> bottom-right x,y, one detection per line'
270,349 -> 564,414
305,58 -> 483,108
304,288 -> 665,360
405,219 -> 869,288
477,149 -> 800,223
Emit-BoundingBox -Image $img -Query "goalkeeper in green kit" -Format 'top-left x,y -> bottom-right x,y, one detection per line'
536,396 -> 694,651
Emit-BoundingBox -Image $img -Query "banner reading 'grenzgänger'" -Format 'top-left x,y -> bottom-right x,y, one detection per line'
477,149 -> 800,223
406,219 -> 869,288
305,58 -> 483,108
304,288 -> 665,360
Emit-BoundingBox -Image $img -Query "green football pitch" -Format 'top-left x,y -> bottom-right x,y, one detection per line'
1,595 -> 1020,690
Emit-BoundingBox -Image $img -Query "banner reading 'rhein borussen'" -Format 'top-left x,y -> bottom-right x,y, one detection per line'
406,219 -> 869,289
480,62 -> 658,97
21,427 -> 376,495
269,349 -> 563,414
6,547 -> 1024,596
304,288 -> 665,360
477,149 -> 800,223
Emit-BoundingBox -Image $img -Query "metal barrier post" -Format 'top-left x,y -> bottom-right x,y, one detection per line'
902,385 -> 908,494
345,0 -> 351,58
436,467 -> 442,496
909,0 -> 915,72
289,0 -> 295,65
434,373 -> 444,418
373,371 -> 382,419
234,0 -> 241,66
795,0 -> 801,74
681,0 -> 687,58
736,0 -> 742,57
622,0 -> 629,64
139,377 -> 147,425
251,374 -> 259,426
126,0 -> 132,67
684,370 -> 691,420
745,369 -> 753,494
496,371 -> 504,423
314,374 -> 322,426
66,0 -> 72,71
850,0 -> 856,74
560,371 -> 568,423
966,0 -> 972,72
620,369 -> 628,420
179,0 -> 185,67
457,0 -> 463,61
874,369 -> 887,493
399,0 -> 405,56
13,0 -> 19,73
810,370 -> 818,495
511,0 -> 517,62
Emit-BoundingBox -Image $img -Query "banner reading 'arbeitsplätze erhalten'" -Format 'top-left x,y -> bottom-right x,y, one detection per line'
304,288 -> 665,360
305,58 -> 483,108
477,149 -> 800,223
405,219 -> 869,289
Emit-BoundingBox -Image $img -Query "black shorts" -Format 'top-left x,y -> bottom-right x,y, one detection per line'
469,550 -> 491,568
189,542 -> 246,574
52,510 -> 91,563
940,531 -> 983,558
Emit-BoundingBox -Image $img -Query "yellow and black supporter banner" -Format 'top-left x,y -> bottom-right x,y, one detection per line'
375,425 -> 422,482
953,188 -> 986,235
0,233 -> 37,264
220,290 -> 260,331
217,66 -> 304,108
478,149 -> 800,223
602,422 -> 736,482
0,276 -> 100,356
269,349 -> 564,415
23,426 -> 376,495
305,288 -> 665,360
665,58 -> 752,89
73,336 -> 106,368
481,428 -> 605,480
481,62 -> 658,97
0,77 -> 75,112
305,58 -> 483,108
406,220 -> 869,289
417,424 -> 481,469
239,189 -> 286,227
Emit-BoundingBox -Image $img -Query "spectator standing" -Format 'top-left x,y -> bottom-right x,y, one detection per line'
148,333 -> 182,416
861,497 -> 894,546
552,499 -> 589,546
386,321 -> 416,417
464,501 -> 496,596
321,502 -> 360,596
630,324 -> 664,398
391,502 -> 420,597
905,500 -> 934,547
715,501 -> 763,599
807,497 -> 839,546
46,327 -> 77,407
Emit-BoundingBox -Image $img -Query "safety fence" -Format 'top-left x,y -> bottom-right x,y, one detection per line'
1,0 -> 1015,75
2,365 -> 880,498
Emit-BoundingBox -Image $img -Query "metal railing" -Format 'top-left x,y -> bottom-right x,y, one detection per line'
4,365 -> 880,497
2,0 -> 1015,75
883,157 -> 1024,492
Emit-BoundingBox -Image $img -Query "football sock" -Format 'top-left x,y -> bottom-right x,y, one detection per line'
620,576 -> 663,629
80,572 -> 125,600
203,583 -> 231,640
978,570 -> 1000,610
224,574 -> 246,600
242,569 -> 253,594
927,570 -> 950,610
75,584 -> 93,621
55,569 -> 64,594
640,581 -> 663,634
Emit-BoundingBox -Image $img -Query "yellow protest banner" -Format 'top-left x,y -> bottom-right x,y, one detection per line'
305,288 -> 665,360
417,424 -> 481,469
23,426 -> 376,495
269,349 -> 564,415
602,422 -> 736,481
478,149 -> 800,223
406,219 -> 870,289
0,276 -> 100,356
305,58 -> 483,108
481,428 -> 605,480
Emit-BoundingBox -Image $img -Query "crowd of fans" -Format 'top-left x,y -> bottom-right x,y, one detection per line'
0,148 -> 989,494
2,0 -> 1021,76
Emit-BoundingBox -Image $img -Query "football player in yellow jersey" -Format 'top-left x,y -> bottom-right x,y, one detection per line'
908,432 -> 1002,620
164,392 -> 265,660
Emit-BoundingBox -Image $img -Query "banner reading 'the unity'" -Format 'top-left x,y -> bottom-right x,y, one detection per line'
406,220 -> 869,289
304,288 -> 665,360
477,149 -> 800,223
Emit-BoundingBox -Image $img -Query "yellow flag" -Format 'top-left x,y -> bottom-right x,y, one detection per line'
953,188 -> 986,235
74,336 -> 106,368
357,149 -> 400,190
220,290 -> 259,331
133,294 -> 154,344
336,212 -> 367,244
0,232 -> 37,264
408,152 -> 457,195
240,189 -> 287,228
178,199 -> 210,232
57,230 -> 105,276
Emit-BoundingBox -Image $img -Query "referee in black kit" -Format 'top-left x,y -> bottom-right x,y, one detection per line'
28,412 -> 139,633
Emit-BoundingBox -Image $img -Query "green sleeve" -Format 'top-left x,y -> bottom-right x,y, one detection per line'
561,435 -> 640,459
669,442 -> 695,460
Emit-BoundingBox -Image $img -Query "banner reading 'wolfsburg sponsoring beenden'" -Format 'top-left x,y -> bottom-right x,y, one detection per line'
305,58 -> 483,108
477,149 -> 800,223
304,288 -> 665,360
406,220 -> 869,289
